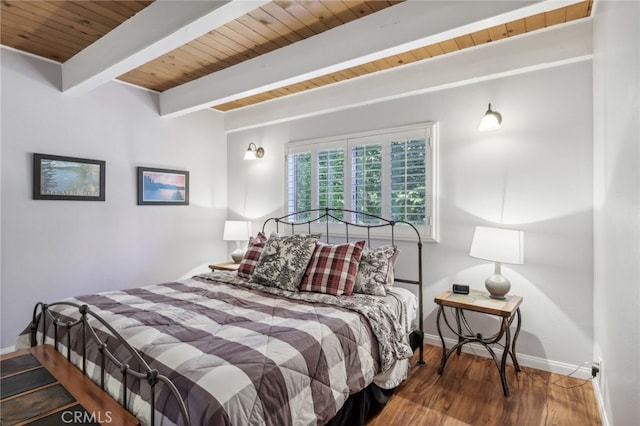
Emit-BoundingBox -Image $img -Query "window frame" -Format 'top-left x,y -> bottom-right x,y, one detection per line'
285,122 -> 439,242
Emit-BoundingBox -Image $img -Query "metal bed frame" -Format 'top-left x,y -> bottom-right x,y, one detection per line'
28,207 -> 425,426
29,301 -> 191,426
262,207 -> 425,365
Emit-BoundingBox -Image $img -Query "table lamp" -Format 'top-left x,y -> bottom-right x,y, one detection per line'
223,220 -> 251,263
469,225 -> 524,299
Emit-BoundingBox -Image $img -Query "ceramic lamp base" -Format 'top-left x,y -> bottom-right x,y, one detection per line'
485,272 -> 511,300
231,248 -> 244,263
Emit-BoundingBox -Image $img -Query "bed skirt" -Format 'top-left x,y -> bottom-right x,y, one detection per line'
327,329 -> 423,426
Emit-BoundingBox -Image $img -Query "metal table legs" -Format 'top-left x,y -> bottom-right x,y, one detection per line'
436,306 -> 522,396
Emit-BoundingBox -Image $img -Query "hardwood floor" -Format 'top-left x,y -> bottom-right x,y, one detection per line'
365,344 -> 601,426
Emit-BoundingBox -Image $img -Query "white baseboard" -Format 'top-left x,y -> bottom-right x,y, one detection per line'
424,333 -> 593,380
591,378 -> 609,426
0,345 -> 16,355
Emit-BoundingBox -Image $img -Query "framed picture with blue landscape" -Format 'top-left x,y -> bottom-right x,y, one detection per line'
33,153 -> 105,201
137,166 -> 189,206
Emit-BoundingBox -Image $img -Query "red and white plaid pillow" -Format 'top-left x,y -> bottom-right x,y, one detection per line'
237,232 -> 267,279
299,240 -> 366,296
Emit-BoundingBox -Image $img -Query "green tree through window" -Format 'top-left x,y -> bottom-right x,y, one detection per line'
286,123 -> 437,240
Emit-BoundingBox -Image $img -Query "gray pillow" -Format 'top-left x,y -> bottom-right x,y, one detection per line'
251,233 -> 319,291
353,245 -> 398,296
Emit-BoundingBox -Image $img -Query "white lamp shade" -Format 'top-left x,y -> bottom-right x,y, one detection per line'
469,226 -> 524,265
222,220 -> 251,241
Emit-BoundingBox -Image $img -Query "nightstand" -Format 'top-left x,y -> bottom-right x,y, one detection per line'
434,289 -> 523,396
208,262 -> 240,272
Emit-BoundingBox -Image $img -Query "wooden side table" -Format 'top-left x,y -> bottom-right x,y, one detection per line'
208,262 -> 240,271
434,289 -> 523,396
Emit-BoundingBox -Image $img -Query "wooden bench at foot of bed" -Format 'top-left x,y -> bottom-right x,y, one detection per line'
1,344 -> 140,426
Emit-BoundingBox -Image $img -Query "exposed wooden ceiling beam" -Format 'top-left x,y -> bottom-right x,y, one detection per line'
159,0 -> 584,117
62,0 -> 271,95
224,20 -> 593,132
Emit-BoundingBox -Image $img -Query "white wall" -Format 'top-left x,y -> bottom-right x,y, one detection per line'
593,1 -> 640,425
227,61 -> 595,371
0,49 -> 228,348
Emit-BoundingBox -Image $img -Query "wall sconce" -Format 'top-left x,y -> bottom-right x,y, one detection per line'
244,143 -> 264,160
478,103 -> 502,131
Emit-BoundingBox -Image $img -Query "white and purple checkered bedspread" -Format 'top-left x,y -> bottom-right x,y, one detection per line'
19,272 -> 413,425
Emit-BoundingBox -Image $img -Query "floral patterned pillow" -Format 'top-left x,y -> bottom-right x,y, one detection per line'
353,245 -> 398,296
251,233 -> 319,291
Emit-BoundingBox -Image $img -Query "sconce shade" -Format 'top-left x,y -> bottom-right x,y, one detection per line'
478,103 -> 502,131
222,220 -> 251,242
469,225 -> 524,299
244,143 -> 265,160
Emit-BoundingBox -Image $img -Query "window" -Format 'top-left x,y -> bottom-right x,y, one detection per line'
286,122 -> 438,241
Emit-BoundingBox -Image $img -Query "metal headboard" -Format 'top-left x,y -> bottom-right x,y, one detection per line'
30,301 -> 191,426
262,207 -> 425,365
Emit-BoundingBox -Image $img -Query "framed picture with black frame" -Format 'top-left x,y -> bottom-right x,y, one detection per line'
32,153 -> 106,201
137,167 -> 189,206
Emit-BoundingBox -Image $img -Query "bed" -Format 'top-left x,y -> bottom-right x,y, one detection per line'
17,208 -> 425,426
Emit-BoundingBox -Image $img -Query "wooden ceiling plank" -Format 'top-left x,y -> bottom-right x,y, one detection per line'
544,8 -> 567,27
73,1 -> 141,23
237,12 -> 295,47
260,2 -> 316,39
454,34 -> 475,50
205,29 -> 263,62
438,39 -> 460,54
320,1 -> 359,22
470,29 -> 492,46
3,1 -> 113,43
0,32 -> 77,62
224,19 -> 283,51
424,43 -> 446,58
123,44 -> 233,90
398,50 -> 421,64
247,8 -> 304,44
299,1 -> 345,28
345,0 -> 375,16
410,47 -> 431,62
487,24 -> 508,41
214,26 -> 270,56
118,68 -> 166,91
367,1 -> 399,14
505,18 -> 527,37
180,42 -> 235,69
274,1 -> 332,35
59,1 -> 133,31
93,1 -> 152,17
524,13 -> 546,32
313,75 -> 338,86
197,32 -> 245,59
0,10 -> 88,55
566,1 -> 590,21
359,61 -> 383,73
